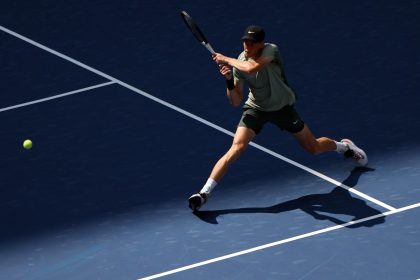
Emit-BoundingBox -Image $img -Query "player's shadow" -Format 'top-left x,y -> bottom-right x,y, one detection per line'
195,167 -> 385,228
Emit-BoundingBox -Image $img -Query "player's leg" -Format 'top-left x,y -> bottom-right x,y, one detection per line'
294,125 -> 368,165
293,125 -> 337,155
189,108 -> 264,211
189,126 -> 255,211
271,105 -> 367,165
270,106 -> 341,155
209,126 -> 256,182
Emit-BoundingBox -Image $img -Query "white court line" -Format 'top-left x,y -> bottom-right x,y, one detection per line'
0,81 -> 115,113
250,142 -> 396,211
138,202 -> 420,280
0,24 -> 396,211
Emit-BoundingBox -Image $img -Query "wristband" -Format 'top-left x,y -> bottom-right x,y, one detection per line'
226,77 -> 235,90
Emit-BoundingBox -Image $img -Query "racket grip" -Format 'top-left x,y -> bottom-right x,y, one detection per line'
203,42 -> 216,55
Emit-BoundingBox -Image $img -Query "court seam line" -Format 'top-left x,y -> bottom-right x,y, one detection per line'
0,24 -> 396,211
0,81 -> 115,113
137,201 -> 420,280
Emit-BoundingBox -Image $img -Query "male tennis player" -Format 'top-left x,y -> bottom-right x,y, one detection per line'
189,25 -> 368,211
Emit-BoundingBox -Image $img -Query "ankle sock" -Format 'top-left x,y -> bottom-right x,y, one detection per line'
200,178 -> 218,195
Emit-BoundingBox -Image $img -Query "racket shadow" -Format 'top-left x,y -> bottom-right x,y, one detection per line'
195,167 -> 385,228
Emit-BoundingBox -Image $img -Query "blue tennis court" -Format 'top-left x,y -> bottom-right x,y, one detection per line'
1,1 -> 419,279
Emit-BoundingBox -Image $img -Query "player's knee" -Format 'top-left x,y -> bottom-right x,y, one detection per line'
226,142 -> 247,161
234,141 -> 248,154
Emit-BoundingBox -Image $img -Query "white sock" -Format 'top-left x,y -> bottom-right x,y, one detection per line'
335,141 -> 348,154
200,178 -> 218,195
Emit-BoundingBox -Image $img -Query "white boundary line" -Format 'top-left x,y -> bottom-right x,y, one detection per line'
0,81 -> 115,113
138,202 -> 420,280
250,142 -> 396,211
0,24 -> 396,212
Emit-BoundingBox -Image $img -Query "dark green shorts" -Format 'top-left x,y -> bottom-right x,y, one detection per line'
238,105 -> 305,134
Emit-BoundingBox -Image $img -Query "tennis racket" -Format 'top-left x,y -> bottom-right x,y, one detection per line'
180,11 -> 215,55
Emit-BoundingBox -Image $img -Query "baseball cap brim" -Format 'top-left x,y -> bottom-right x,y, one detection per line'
241,35 -> 258,41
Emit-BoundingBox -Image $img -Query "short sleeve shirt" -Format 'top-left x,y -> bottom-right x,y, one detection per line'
233,43 -> 296,111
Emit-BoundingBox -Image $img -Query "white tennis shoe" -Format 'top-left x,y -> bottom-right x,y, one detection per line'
341,139 -> 368,166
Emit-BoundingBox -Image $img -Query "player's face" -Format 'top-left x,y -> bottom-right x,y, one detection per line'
243,39 -> 264,58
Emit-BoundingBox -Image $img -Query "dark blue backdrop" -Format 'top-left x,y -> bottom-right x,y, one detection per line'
0,1 -> 419,279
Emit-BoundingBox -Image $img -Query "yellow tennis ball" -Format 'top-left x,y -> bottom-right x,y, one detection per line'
23,139 -> 33,150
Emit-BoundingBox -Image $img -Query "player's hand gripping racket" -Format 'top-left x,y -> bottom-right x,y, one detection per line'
180,11 -> 215,55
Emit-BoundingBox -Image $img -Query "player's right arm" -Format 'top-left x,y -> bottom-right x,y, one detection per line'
219,64 -> 243,107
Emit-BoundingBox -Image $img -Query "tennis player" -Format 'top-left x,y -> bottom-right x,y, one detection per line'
189,25 -> 368,211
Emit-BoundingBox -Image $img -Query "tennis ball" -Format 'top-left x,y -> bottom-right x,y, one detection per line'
23,139 -> 33,150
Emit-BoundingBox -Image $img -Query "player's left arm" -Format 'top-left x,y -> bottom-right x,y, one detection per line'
213,53 -> 273,75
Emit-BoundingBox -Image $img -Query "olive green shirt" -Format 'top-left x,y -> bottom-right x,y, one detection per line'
233,43 -> 296,111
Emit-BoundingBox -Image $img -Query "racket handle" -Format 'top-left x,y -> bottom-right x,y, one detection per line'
202,42 -> 216,55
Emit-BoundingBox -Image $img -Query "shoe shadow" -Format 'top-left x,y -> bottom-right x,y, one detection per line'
195,167 -> 385,228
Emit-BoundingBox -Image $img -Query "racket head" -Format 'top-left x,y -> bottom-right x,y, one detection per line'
180,11 -> 209,44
